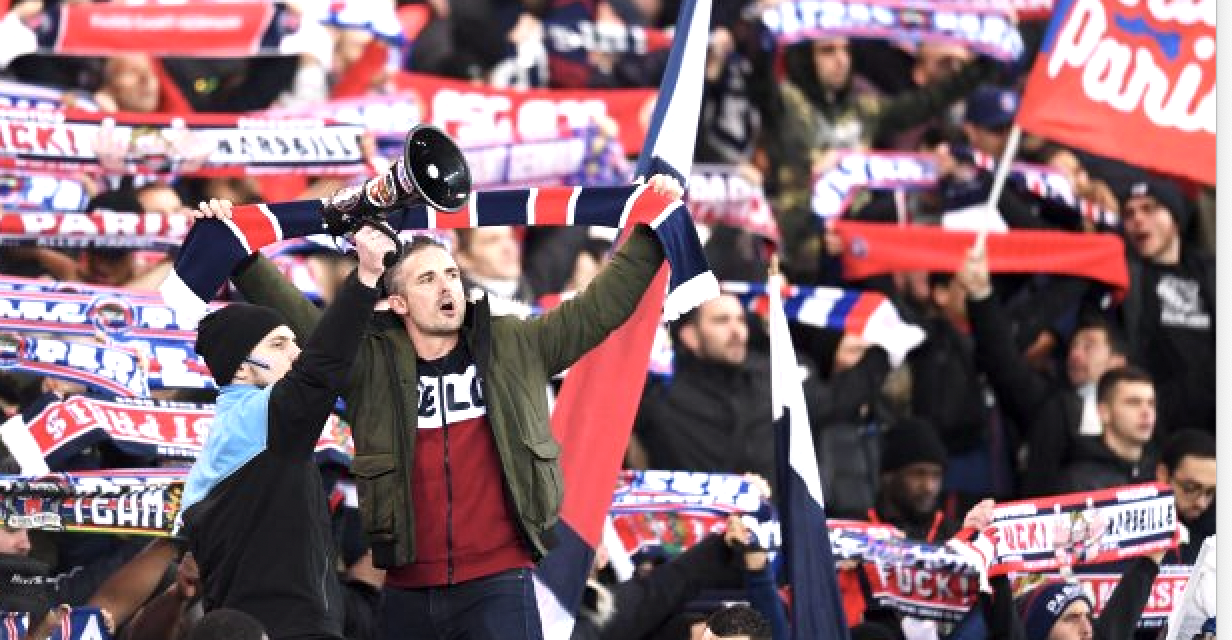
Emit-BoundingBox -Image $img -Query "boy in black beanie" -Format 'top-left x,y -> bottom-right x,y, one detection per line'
178,226 -> 394,640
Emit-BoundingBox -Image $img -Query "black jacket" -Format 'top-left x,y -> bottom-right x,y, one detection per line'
1120,250 -> 1216,436
1167,504 -> 1215,566
966,295 -> 1083,497
182,274 -> 378,639
635,350 -> 825,493
810,346 -> 894,520
570,535 -> 745,640
1059,436 -> 1155,494
908,315 -> 989,455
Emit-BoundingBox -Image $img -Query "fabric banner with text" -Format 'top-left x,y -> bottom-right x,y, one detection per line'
1,2 -> 295,58
0,108 -> 367,177
0,470 -> 183,536
0,395 -> 352,472
393,72 -> 656,154
1017,0 -> 1214,185
761,0 -> 1024,62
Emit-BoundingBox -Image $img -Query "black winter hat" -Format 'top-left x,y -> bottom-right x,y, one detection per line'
880,418 -> 947,473
1121,177 -> 1191,235
194,303 -> 287,385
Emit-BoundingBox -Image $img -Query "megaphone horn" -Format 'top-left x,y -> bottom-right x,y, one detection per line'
322,124 -> 472,237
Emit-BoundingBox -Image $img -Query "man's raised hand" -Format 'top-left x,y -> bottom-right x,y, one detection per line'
645,174 -> 684,200
195,198 -> 235,221
353,225 -> 398,288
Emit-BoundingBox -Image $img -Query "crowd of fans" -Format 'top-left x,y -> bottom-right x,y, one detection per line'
0,0 -> 1217,639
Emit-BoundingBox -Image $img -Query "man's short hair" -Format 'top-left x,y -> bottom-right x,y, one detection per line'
384,234 -> 451,296
1073,314 -> 1128,357
185,609 -> 267,640
706,604 -> 773,640
1096,365 -> 1153,405
1160,429 -> 1215,472
0,447 -> 19,475
453,228 -> 479,255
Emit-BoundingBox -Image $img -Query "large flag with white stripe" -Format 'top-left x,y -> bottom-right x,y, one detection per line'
769,274 -> 851,640
533,0 -> 712,634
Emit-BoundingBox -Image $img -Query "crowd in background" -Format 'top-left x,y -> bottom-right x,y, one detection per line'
0,0 -> 1217,639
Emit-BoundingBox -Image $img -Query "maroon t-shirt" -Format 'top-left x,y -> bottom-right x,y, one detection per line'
385,346 -> 532,588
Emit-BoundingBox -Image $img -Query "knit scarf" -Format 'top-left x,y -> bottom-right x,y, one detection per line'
0,108 -> 367,178
0,396 -> 352,475
0,211 -> 191,250
0,470 -> 183,537
812,150 -> 1118,229
761,0 -> 1024,62
161,185 -> 717,325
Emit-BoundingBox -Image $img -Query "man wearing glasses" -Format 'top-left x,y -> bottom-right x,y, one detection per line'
1155,429 -> 1215,564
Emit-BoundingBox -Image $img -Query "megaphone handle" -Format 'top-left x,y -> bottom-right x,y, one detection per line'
359,218 -> 404,269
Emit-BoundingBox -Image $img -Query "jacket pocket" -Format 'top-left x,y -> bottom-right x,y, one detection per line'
351,453 -> 398,536
523,435 -> 564,531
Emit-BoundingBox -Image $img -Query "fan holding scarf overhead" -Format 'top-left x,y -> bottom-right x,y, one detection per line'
160,117 -> 718,637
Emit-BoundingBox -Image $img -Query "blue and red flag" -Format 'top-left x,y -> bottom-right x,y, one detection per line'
532,0 -> 713,632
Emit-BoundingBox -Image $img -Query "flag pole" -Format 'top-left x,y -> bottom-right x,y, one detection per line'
974,123 -> 1022,254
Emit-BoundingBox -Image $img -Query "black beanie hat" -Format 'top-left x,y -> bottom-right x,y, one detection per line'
1121,177 -> 1191,235
194,303 -> 287,385
881,418 -> 947,473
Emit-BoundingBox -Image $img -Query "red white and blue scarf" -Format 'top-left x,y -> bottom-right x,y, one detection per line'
161,185 -> 717,325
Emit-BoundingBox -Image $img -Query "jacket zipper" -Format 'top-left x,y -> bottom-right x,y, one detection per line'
380,338 -> 414,563
467,331 -> 540,561
440,371 -> 455,585
320,560 -> 330,613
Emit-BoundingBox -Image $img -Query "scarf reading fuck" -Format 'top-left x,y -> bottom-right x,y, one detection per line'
161,185 -> 717,325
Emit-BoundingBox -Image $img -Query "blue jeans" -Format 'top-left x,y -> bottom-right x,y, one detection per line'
378,569 -> 544,640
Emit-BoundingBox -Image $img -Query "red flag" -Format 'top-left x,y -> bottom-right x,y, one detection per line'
834,221 -> 1129,294
549,268 -> 667,546
1017,0 -> 1214,185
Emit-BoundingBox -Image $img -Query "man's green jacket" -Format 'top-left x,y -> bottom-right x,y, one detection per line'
232,226 -> 665,568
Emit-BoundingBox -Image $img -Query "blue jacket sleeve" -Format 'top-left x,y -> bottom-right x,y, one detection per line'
746,564 -> 789,640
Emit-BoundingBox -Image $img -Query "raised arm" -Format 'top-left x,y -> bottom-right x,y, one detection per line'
525,176 -> 679,374
957,245 -> 1053,428
265,226 -> 390,456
